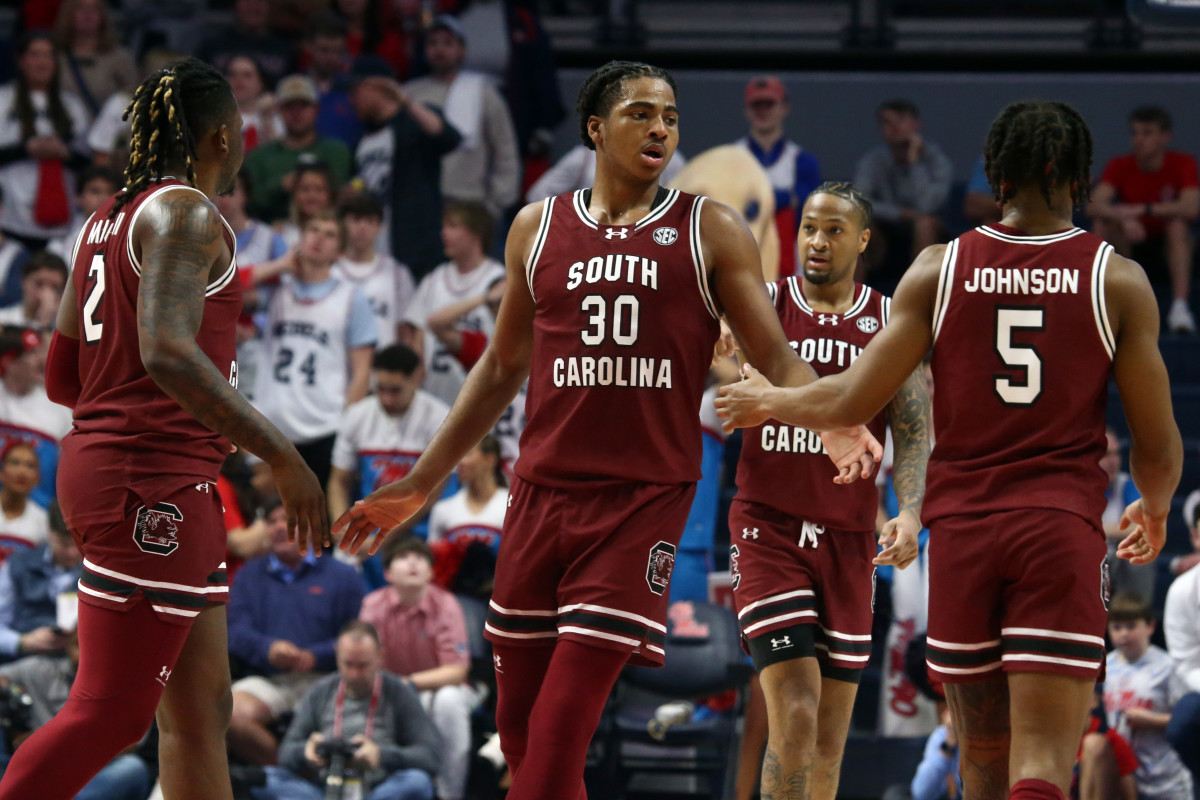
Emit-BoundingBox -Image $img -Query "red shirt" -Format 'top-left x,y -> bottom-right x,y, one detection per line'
359,583 -> 469,677
1099,151 -> 1199,237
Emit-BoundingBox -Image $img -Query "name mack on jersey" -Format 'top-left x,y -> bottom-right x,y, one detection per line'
963,267 -> 1080,295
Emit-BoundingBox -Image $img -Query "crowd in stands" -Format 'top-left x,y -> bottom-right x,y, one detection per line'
0,2 -> 1193,797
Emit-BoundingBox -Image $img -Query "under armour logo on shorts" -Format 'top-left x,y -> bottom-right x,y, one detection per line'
771,636 -> 792,650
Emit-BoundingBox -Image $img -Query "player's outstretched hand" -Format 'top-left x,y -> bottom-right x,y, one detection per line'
875,509 -> 920,569
334,479 -> 428,557
820,426 -> 882,484
272,454 -> 329,557
1115,499 -> 1167,565
714,364 -> 774,433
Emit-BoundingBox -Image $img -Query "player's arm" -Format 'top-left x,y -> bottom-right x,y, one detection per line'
335,202 -> 540,554
876,367 -> 932,570
1107,254 -> 1183,564
136,191 -> 328,552
716,245 -> 941,432
46,276 -> 82,408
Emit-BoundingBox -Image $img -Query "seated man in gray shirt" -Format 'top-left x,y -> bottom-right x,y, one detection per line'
255,621 -> 440,800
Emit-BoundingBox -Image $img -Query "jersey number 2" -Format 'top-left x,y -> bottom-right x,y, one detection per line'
993,306 -> 1044,406
82,254 -> 105,343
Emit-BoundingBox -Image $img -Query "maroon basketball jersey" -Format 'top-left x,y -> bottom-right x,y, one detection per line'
925,223 -> 1115,526
735,277 -> 891,529
60,180 -> 241,526
515,188 -> 722,486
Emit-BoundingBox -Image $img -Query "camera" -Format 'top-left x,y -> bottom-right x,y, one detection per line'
0,683 -> 34,750
316,738 -> 362,800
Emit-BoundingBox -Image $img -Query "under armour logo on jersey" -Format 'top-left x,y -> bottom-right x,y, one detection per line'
771,636 -> 792,650
507,495 -> 513,508
605,227 -> 629,240
156,666 -> 172,686
742,527 -> 759,540
798,521 -> 825,549
493,653 -> 503,673
817,314 -> 838,326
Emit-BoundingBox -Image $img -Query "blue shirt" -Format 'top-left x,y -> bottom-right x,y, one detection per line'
743,136 -> 822,214
911,725 -> 961,800
0,545 -> 81,658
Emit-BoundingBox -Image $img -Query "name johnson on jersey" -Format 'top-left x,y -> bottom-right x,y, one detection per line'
962,267 -> 1080,294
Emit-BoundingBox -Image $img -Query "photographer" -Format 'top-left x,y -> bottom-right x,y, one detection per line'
256,621 -> 439,800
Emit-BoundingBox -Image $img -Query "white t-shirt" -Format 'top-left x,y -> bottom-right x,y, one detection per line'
402,258 -> 505,405
0,305 -> 31,326
0,500 -> 48,561
331,389 -> 449,500
428,486 -> 508,553
333,254 -> 416,348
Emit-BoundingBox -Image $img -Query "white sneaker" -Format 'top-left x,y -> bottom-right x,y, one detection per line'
1168,300 -> 1197,334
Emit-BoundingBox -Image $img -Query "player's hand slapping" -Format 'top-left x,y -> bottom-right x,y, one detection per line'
334,479 -> 428,556
819,427 -> 882,484
271,452 -> 330,557
875,509 -> 920,569
1115,498 -> 1167,565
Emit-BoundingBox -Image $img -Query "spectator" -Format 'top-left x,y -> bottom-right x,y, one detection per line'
525,143 -> 687,203
1101,429 -> 1152,603
400,200 -> 504,405
257,620 -> 439,800
44,165 -> 118,262
853,99 -> 953,291
962,157 -> 1002,227
1102,594 -> 1193,800
217,459 -> 269,587
1088,106 -> 1200,334
0,188 -> 31,309
51,0 -> 137,119
253,211 -> 376,488
85,48 -> 178,174
0,441 -> 48,563
359,537 -> 472,800
735,75 -> 821,278
1167,497 -> 1200,578
426,435 -> 507,596
406,15 -> 520,223
334,0 -> 409,80
910,705 -> 960,800
276,162 -> 338,249
303,13 -> 361,149
0,327 -> 70,508
334,193 -> 415,348
227,496 -> 365,766
349,59 -> 461,278
195,0 -> 296,89
246,74 -> 352,225
1078,685 -> 1139,800
226,54 -> 280,156
0,32 -> 91,251
1164,538 -> 1200,791
0,252 -> 67,330
0,629 -> 150,799
328,344 -> 449,523
0,499 -> 77,662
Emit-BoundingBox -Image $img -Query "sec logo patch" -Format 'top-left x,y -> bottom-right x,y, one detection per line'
653,227 -> 678,246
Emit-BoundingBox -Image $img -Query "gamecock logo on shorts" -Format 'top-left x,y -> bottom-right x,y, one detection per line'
132,502 -> 184,556
1101,559 -> 1111,610
645,541 -> 677,596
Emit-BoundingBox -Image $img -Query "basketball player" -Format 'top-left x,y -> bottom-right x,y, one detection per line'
716,101 -> 1183,800
334,61 -> 881,800
728,181 -> 930,800
0,59 -> 327,800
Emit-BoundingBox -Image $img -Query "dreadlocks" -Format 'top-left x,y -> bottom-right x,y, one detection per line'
810,181 -> 874,229
983,100 -> 1093,210
576,61 -> 677,150
112,58 -> 235,216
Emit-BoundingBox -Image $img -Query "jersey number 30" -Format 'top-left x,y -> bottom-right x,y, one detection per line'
993,306 -> 1044,406
83,254 -> 106,343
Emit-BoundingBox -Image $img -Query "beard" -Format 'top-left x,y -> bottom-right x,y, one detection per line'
804,266 -> 832,285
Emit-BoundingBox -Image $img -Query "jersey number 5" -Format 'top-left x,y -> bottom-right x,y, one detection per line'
82,254 -> 106,343
993,306 -> 1044,406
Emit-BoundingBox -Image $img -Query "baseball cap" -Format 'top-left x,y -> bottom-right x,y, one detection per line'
744,76 -> 786,106
347,54 -> 395,83
429,14 -> 467,43
275,74 -> 318,105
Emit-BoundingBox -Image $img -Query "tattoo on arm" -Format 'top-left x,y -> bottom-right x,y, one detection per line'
137,192 -> 293,465
888,367 -> 932,520
761,746 -> 813,800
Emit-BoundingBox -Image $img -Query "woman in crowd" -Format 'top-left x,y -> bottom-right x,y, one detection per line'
0,441 -> 48,563
276,163 -> 336,248
427,435 -> 508,596
53,0 -> 138,118
225,54 -> 278,154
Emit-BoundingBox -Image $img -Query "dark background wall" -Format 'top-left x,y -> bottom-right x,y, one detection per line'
552,68 -> 1200,184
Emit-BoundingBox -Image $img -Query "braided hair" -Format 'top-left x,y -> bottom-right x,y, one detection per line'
12,32 -> 75,144
810,181 -> 873,229
112,58 -> 235,216
983,100 -> 1093,209
575,61 -> 677,150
